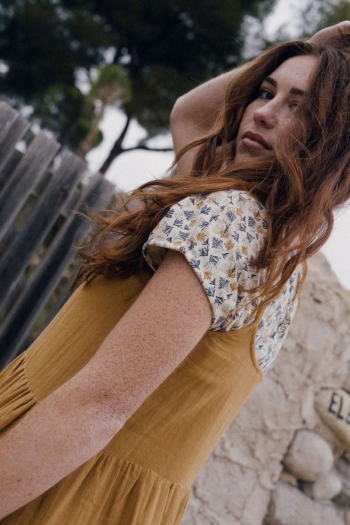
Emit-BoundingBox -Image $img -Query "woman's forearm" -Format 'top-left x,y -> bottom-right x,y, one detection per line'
0,372 -> 121,520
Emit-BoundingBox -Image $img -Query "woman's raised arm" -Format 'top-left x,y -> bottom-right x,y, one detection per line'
0,250 -> 212,519
170,65 -> 246,171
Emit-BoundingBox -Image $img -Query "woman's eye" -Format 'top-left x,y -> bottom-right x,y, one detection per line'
259,89 -> 273,100
288,102 -> 299,111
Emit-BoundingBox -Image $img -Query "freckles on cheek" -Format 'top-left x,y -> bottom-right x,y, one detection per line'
276,118 -> 294,144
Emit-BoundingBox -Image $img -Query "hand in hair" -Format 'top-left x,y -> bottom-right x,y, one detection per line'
308,21 -> 350,48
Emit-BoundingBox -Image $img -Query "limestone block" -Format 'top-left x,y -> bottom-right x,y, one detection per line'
300,470 -> 342,500
265,482 -> 344,525
315,388 -> 350,450
181,448 -> 271,525
282,429 -> 333,482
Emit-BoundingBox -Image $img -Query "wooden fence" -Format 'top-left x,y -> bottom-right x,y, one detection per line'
0,101 -> 116,370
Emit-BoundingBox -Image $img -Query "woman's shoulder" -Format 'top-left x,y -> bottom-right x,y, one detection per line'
174,188 -> 266,215
143,188 -> 270,332
162,189 -> 268,241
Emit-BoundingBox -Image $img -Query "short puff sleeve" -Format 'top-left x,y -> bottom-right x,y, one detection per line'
142,190 -> 268,332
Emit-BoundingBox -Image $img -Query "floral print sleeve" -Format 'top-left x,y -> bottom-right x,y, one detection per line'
143,189 -> 267,330
142,189 -> 300,374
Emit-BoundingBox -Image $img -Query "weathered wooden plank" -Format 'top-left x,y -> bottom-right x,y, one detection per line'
43,269 -> 80,327
0,132 -> 60,241
0,152 -> 86,307
0,278 -> 25,323
0,149 -> 23,191
0,102 -> 18,139
0,174 -> 115,369
60,185 -> 82,218
0,103 -> 29,181
0,103 -> 28,151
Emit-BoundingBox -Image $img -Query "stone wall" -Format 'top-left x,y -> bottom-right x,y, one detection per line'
181,253 -> 350,525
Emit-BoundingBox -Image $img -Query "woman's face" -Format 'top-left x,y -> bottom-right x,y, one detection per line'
235,54 -> 319,162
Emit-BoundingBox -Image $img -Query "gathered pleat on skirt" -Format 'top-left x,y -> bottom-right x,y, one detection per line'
0,352 -> 37,437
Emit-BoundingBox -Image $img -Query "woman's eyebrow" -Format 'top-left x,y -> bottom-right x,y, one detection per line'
265,76 -> 277,87
290,87 -> 305,96
264,76 -> 305,96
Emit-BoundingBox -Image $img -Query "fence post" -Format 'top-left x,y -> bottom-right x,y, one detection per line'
0,102 -> 29,182
0,152 -> 86,307
0,132 -> 60,240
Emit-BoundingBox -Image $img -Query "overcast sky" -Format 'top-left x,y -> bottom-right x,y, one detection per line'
86,0 -> 350,290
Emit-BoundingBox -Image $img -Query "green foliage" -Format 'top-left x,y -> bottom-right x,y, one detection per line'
33,84 -> 86,137
90,64 -> 131,104
0,0 -> 277,158
88,64 -> 131,107
79,0 -> 276,133
69,108 -> 96,150
129,65 -> 193,136
0,0 -> 107,98
92,129 -> 103,150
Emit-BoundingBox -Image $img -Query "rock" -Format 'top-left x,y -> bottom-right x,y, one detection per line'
341,341 -> 350,394
283,429 -> 334,482
335,455 -> 350,499
315,388 -> 350,450
264,481 -> 344,525
345,508 -> 350,525
300,470 -> 342,500
279,469 -> 298,487
344,383 -> 350,397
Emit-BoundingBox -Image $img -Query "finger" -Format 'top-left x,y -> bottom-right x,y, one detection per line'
337,21 -> 350,36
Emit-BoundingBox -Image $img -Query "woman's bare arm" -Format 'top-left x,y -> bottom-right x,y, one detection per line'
170,65 -> 246,171
0,250 -> 212,519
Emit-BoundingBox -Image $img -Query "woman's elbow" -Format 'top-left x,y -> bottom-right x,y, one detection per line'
67,367 -> 126,439
92,398 -> 126,438
170,95 -> 188,126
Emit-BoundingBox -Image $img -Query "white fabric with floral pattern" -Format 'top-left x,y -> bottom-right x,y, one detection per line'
142,190 -> 299,374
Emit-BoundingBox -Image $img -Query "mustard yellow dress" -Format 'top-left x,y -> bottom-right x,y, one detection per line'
0,190 -> 299,524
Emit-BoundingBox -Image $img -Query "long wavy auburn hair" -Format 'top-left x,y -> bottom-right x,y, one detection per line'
75,39 -> 350,313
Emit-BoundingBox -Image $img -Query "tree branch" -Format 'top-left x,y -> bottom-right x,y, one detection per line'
99,111 -> 173,176
123,145 -> 174,153
99,112 -> 132,174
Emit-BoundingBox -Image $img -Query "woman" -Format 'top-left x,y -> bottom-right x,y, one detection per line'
0,22 -> 350,524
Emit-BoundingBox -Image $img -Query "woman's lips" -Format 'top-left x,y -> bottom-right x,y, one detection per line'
242,132 -> 270,150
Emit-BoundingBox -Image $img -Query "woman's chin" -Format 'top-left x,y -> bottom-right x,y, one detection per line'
234,149 -> 270,162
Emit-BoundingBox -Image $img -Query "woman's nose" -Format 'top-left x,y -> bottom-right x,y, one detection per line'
253,103 -> 276,129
